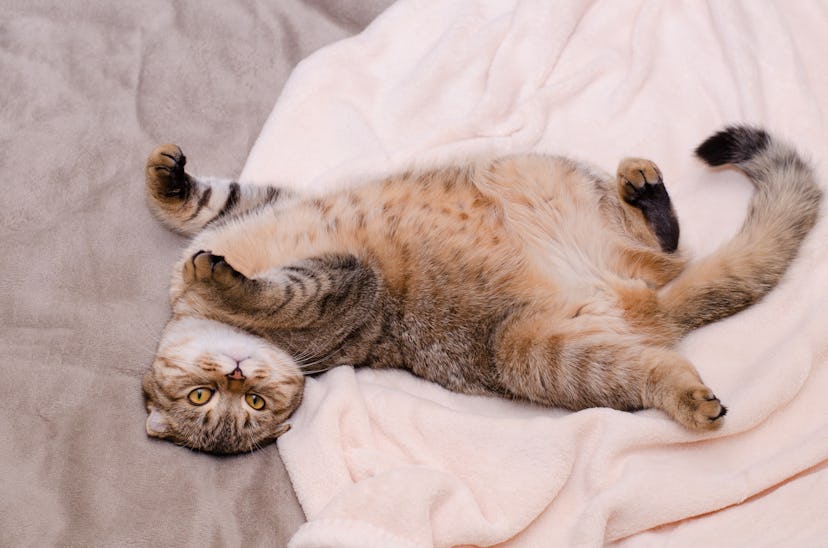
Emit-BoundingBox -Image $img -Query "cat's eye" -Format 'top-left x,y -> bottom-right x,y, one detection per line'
245,393 -> 266,410
187,387 -> 214,406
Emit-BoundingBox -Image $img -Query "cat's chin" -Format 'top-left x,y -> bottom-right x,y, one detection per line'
155,316 -> 298,369
142,315 -> 305,454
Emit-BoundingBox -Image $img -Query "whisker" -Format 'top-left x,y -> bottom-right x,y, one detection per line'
295,349 -> 341,369
300,364 -> 341,376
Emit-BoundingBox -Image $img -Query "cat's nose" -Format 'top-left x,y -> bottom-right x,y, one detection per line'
226,365 -> 246,382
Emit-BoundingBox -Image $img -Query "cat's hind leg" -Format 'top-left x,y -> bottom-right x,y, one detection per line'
617,158 -> 680,253
145,145 -> 291,235
640,346 -> 727,430
493,315 -> 725,430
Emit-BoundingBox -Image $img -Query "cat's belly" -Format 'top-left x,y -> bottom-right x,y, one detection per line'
180,155 -> 640,353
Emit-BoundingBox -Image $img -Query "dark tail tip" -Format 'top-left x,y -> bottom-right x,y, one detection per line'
695,125 -> 770,166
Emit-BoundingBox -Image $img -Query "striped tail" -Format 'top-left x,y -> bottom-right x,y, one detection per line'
145,144 -> 290,235
660,126 -> 822,332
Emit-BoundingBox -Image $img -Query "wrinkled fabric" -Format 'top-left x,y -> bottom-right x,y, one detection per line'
240,1 -> 828,546
0,1 -> 390,545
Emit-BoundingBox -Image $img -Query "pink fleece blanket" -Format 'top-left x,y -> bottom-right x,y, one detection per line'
240,1 -> 828,545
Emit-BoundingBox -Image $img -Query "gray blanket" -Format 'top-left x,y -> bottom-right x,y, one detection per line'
0,1 -> 389,545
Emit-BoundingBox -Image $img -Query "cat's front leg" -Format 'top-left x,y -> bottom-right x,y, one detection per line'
181,250 -> 266,322
145,145 -> 291,235
180,250 -> 381,334
184,250 -> 248,291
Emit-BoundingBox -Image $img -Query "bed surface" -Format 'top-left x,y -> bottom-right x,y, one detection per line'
0,1 -> 389,545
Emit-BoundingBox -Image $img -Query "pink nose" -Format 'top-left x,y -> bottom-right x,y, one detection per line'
226,366 -> 246,381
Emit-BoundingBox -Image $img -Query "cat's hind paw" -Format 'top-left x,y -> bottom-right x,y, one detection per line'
617,158 -> 664,205
616,157 -> 679,253
675,385 -> 727,431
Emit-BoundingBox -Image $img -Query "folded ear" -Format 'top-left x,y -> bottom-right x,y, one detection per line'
145,406 -> 171,438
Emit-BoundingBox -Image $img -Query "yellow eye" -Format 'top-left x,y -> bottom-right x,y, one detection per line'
187,388 -> 213,406
245,393 -> 265,410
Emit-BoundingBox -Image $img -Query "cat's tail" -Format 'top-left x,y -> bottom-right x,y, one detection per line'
659,126 -> 822,333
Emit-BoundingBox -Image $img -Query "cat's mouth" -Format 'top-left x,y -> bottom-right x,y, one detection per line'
225,366 -> 246,381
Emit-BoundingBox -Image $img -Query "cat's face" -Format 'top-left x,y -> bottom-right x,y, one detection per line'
143,316 -> 304,454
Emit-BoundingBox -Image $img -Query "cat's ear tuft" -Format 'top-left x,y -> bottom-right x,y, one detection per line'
146,406 -> 171,438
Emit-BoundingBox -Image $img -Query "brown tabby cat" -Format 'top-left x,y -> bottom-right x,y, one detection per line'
142,126 -> 821,454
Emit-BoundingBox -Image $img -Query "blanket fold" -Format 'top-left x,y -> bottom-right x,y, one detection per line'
242,1 -> 828,545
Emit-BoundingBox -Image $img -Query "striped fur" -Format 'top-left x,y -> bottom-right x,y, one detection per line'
145,144 -> 291,235
143,127 -> 821,454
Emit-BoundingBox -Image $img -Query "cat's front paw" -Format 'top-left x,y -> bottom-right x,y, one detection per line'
183,250 -> 246,288
146,144 -> 191,202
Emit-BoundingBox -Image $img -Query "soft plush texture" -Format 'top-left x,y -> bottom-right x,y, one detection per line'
0,1 -> 390,545
240,1 -> 828,546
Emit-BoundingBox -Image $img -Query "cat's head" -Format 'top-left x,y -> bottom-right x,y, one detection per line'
143,316 -> 304,454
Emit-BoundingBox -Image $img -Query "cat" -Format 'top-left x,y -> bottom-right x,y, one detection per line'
142,126 -> 821,454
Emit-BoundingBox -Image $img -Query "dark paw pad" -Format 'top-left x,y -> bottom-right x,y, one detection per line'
146,144 -> 190,200
618,158 -> 665,206
617,158 -> 679,253
185,250 -> 245,287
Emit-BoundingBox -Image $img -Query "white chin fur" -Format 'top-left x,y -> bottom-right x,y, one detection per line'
159,316 -> 298,376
